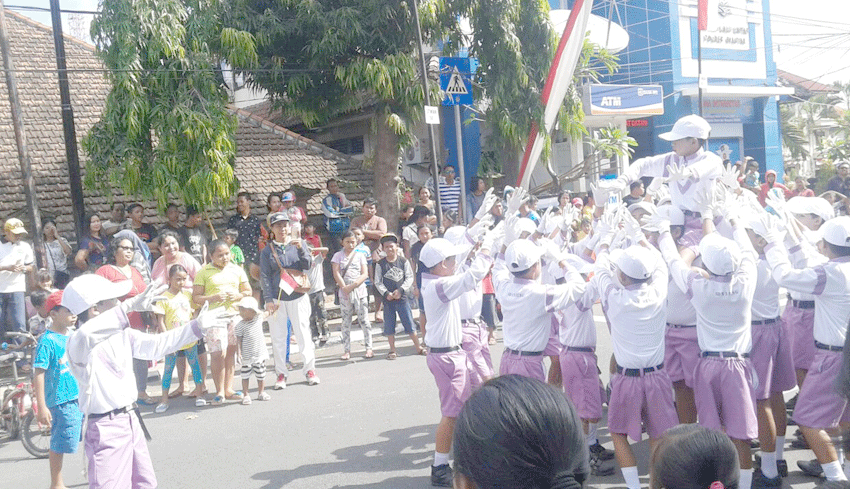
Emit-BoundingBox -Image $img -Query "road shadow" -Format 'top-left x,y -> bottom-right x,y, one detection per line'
250,424 -> 433,489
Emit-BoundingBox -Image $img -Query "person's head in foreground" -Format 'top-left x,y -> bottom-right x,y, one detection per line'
453,375 -> 588,489
650,424 -> 739,489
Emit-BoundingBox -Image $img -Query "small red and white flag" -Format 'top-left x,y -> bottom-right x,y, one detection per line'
279,271 -> 299,295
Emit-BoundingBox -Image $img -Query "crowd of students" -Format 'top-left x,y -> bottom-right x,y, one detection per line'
8,114 -> 850,489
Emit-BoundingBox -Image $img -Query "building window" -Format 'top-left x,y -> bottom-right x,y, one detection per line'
327,136 -> 365,155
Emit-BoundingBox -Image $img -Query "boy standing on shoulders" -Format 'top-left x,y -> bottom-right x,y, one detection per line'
33,290 -> 81,489
374,234 -> 423,359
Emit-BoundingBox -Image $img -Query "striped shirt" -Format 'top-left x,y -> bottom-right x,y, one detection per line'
438,180 -> 461,213
234,315 -> 269,364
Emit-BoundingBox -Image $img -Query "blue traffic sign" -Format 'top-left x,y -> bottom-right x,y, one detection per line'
440,57 -> 473,106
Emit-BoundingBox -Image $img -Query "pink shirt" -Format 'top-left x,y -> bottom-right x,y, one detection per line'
151,252 -> 202,289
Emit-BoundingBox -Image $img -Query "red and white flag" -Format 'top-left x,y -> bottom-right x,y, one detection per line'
516,0 -> 593,190
279,270 -> 299,296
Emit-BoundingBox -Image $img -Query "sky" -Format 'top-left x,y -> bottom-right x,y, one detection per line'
6,0 -> 850,86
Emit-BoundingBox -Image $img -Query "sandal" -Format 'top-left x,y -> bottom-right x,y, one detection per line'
211,395 -> 224,405
365,349 -> 374,359
418,348 -> 427,356
387,351 -> 397,360
225,391 -> 243,400
137,397 -> 157,406
339,352 -> 351,360
168,388 -> 184,399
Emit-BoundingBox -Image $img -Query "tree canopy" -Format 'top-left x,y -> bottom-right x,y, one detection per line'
83,0 -> 257,211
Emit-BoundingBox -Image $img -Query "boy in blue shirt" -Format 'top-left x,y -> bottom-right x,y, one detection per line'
33,290 -> 81,489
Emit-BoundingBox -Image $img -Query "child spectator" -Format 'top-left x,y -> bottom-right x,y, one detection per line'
154,265 -> 205,413
224,228 -> 245,266
33,290 -> 82,489
410,225 -> 432,336
375,234 -> 422,359
26,268 -> 56,319
332,230 -> 373,360
28,290 -> 51,337
235,296 -> 270,404
304,227 -> 329,345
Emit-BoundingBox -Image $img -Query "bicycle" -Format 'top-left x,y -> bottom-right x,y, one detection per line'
0,332 -> 49,458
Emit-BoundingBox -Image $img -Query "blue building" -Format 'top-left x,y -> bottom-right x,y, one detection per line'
571,0 -> 792,178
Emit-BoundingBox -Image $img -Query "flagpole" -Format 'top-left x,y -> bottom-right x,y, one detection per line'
698,32 -> 703,116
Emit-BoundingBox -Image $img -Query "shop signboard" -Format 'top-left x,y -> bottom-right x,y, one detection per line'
584,84 -> 664,116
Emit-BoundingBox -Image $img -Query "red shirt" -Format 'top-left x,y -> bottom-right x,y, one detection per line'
304,234 -> 322,249
758,182 -> 792,207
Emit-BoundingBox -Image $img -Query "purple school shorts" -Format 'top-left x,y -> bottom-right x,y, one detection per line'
664,326 -> 700,387
750,320 -> 797,400
782,303 -> 816,371
427,350 -> 471,418
607,367 -> 678,442
543,320 -> 563,356
560,349 -> 603,421
793,349 -> 850,429
693,356 -> 758,440
462,319 -> 493,389
499,349 -> 545,382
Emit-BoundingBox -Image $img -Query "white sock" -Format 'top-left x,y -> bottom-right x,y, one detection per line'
739,469 -> 753,489
760,451 -> 778,478
621,466 -> 640,489
822,461 -> 848,481
588,422 -> 599,445
433,451 -> 450,467
775,436 -> 785,460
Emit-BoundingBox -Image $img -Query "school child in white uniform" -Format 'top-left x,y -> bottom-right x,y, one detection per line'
492,238 -> 585,382
742,215 -> 797,485
762,216 -> 850,482
419,234 -> 495,487
591,234 -> 677,489
656,202 -> 759,489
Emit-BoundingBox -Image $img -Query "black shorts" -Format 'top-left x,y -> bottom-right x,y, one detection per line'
196,338 -> 206,355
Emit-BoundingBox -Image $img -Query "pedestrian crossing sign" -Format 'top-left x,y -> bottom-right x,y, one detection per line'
440,57 -> 474,106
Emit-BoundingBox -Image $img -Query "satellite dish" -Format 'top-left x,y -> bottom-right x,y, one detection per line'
458,11 -> 629,53
549,9 -> 630,53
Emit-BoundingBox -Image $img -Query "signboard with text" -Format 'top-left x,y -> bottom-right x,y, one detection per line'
583,84 -> 664,116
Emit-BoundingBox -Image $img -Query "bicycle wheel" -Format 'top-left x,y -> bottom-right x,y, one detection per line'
7,400 -> 20,440
21,410 -> 49,458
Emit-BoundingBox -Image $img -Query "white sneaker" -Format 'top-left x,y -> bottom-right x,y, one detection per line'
257,391 -> 271,401
274,374 -> 287,390
154,403 -> 168,414
306,370 -> 320,386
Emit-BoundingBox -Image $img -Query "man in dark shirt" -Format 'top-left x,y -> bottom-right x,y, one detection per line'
181,205 -> 207,264
227,192 -> 262,282
375,234 -> 422,358
259,212 -> 318,388
828,161 -> 850,196
622,181 -> 645,207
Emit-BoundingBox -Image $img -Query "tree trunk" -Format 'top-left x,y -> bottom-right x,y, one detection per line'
373,112 -> 401,229
500,142 -> 521,188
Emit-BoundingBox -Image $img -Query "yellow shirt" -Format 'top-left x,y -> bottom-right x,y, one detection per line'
153,290 -> 196,350
194,262 -> 249,312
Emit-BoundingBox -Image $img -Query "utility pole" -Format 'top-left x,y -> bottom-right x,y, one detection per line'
49,0 -> 86,243
0,1 -> 43,267
411,0 -> 443,230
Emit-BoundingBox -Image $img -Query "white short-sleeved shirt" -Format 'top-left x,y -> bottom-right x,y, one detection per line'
0,240 -> 34,293
751,256 -> 781,320
559,284 -> 598,348
666,275 -> 697,326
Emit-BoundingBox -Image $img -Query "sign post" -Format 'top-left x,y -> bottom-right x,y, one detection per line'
440,57 -> 473,223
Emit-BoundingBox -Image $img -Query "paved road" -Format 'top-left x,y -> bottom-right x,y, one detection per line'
0,305 -> 827,488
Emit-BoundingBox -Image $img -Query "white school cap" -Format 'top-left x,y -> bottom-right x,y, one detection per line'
610,245 -> 656,281
787,196 -> 835,223
420,238 -> 472,268
505,239 -> 544,273
698,234 -> 741,276
517,217 -> 537,237
658,115 -> 711,141
821,216 -> 850,248
442,226 -> 468,245
62,274 -> 133,315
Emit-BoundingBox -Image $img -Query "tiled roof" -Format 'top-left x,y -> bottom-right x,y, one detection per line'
777,69 -> 838,98
0,9 -> 373,239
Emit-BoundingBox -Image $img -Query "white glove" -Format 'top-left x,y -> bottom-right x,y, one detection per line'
474,188 -> 498,221
590,183 -> 610,208
505,187 -> 528,217
665,161 -> 695,183
192,302 -> 234,333
600,176 -> 628,193
481,220 -> 504,251
760,212 -> 786,244
623,212 -> 644,242
595,209 -> 619,249
536,207 -> 554,235
642,213 -> 671,233
719,163 -> 741,190
121,283 -> 168,314
693,184 -> 715,219
765,189 -> 787,215
646,177 -> 665,196
538,238 -> 562,264
467,214 -> 493,240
